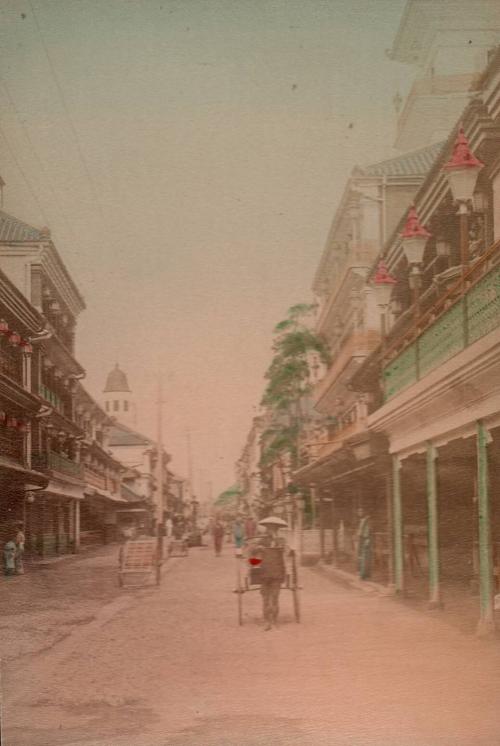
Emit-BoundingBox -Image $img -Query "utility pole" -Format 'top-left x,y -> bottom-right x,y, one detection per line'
155,375 -> 165,560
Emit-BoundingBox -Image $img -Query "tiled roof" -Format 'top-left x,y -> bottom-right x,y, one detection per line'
108,423 -> 151,447
0,209 -> 42,241
355,141 -> 445,178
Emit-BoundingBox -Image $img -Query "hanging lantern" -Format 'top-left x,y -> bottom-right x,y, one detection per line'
401,206 -> 431,265
17,420 -> 28,433
7,416 -> 18,428
443,127 -> 484,204
20,340 -> 33,355
372,260 -> 397,307
0,319 -> 9,335
8,330 -> 21,346
0,410 -> 6,425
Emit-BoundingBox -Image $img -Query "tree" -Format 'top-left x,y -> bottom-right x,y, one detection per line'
259,304 -> 330,490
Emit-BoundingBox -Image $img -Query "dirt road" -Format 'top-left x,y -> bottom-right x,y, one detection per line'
2,543 -> 500,745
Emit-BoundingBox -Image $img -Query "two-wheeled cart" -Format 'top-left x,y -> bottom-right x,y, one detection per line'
234,537 -> 301,626
167,537 -> 189,557
118,537 -> 162,588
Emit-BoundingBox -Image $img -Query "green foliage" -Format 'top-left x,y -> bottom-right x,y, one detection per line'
259,303 -> 331,473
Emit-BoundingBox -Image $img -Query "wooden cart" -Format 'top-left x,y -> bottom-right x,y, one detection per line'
167,537 -> 189,557
234,538 -> 301,626
118,538 -> 161,588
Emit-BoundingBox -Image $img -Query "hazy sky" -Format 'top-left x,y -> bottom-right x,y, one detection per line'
0,0 -> 413,497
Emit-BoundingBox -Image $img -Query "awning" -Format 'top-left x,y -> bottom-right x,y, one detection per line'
44,477 -> 86,501
116,508 -> 149,513
84,486 -> 127,504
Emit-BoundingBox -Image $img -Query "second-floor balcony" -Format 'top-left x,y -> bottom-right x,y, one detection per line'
0,346 -> 22,385
84,464 -> 107,491
383,240 -> 500,401
39,383 -> 69,417
0,428 -> 23,463
33,450 -> 84,479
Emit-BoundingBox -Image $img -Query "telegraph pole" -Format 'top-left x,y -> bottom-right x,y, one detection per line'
155,375 -> 165,560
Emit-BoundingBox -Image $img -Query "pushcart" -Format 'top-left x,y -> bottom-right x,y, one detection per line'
118,537 -> 161,588
234,538 -> 301,626
167,537 -> 189,557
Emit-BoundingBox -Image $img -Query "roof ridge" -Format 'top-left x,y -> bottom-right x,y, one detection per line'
357,141 -> 445,175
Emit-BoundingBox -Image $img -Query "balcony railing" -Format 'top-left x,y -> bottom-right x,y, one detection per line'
0,348 -> 22,384
33,450 -> 83,479
0,430 -> 23,462
39,384 -> 67,416
383,239 -> 500,400
84,465 -> 107,491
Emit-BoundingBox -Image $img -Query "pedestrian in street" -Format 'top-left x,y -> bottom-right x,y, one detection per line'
244,515 -> 257,540
15,523 -> 25,575
3,539 -> 17,577
356,507 -> 372,580
213,519 -> 225,556
165,515 -> 173,539
233,517 -> 245,555
258,523 -> 286,630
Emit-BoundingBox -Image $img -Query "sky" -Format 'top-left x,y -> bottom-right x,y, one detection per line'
0,0 -> 413,498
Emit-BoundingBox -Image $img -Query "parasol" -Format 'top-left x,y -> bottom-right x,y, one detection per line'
258,516 -> 288,528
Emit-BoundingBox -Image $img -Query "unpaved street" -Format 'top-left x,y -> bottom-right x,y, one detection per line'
2,544 -> 500,746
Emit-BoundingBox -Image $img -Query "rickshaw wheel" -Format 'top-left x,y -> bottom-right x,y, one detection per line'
293,587 -> 301,623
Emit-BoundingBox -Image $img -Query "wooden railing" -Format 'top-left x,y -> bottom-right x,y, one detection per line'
0,430 -> 23,462
383,239 -> 500,400
33,450 -> 83,479
0,347 -> 22,383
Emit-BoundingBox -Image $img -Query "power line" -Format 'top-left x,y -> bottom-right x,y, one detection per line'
0,118 -> 49,224
27,0 -> 107,227
0,74 -> 83,248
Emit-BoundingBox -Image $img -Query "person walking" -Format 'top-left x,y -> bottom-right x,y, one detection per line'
15,523 -> 25,575
244,515 -> 257,540
3,539 -> 17,577
233,517 -> 245,555
356,507 -> 372,580
213,519 -> 225,557
258,522 -> 287,630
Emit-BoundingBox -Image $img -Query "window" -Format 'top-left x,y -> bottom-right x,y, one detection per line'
113,400 -> 119,412
124,401 -> 129,412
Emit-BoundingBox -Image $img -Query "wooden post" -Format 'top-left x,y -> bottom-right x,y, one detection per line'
392,455 -> 404,594
385,470 -> 395,591
476,421 -> 495,636
319,492 -> 325,561
331,493 -> 338,567
74,499 -> 80,553
426,443 -> 441,608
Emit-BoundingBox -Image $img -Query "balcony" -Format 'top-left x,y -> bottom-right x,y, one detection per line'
383,240 -> 500,400
313,329 -> 380,412
84,464 -> 107,491
39,383 -> 67,416
33,450 -> 83,479
0,429 -> 23,463
0,347 -> 22,384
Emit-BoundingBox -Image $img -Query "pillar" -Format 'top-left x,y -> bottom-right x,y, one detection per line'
319,492 -> 325,560
385,470 -> 395,591
426,443 -> 441,608
331,494 -> 338,567
392,455 -> 404,594
73,499 -> 80,553
476,421 -> 495,636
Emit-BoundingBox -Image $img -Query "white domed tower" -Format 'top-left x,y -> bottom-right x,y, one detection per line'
103,364 -> 136,427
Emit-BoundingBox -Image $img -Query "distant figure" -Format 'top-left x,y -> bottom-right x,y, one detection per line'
356,507 -> 372,580
3,540 -> 16,577
165,516 -> 173,539
245,515 -> 257,540
233,518 -> 245,553
213,520 -> 225,557
15,523 -> 25,575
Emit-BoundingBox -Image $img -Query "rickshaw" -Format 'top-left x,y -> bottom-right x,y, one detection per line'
118,537 -> 162,587
234,517 -> 301,626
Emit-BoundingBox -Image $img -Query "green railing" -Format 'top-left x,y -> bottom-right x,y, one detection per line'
33,450 -> 83,478
383,260 -> 500,400
39,384 -> 65,414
